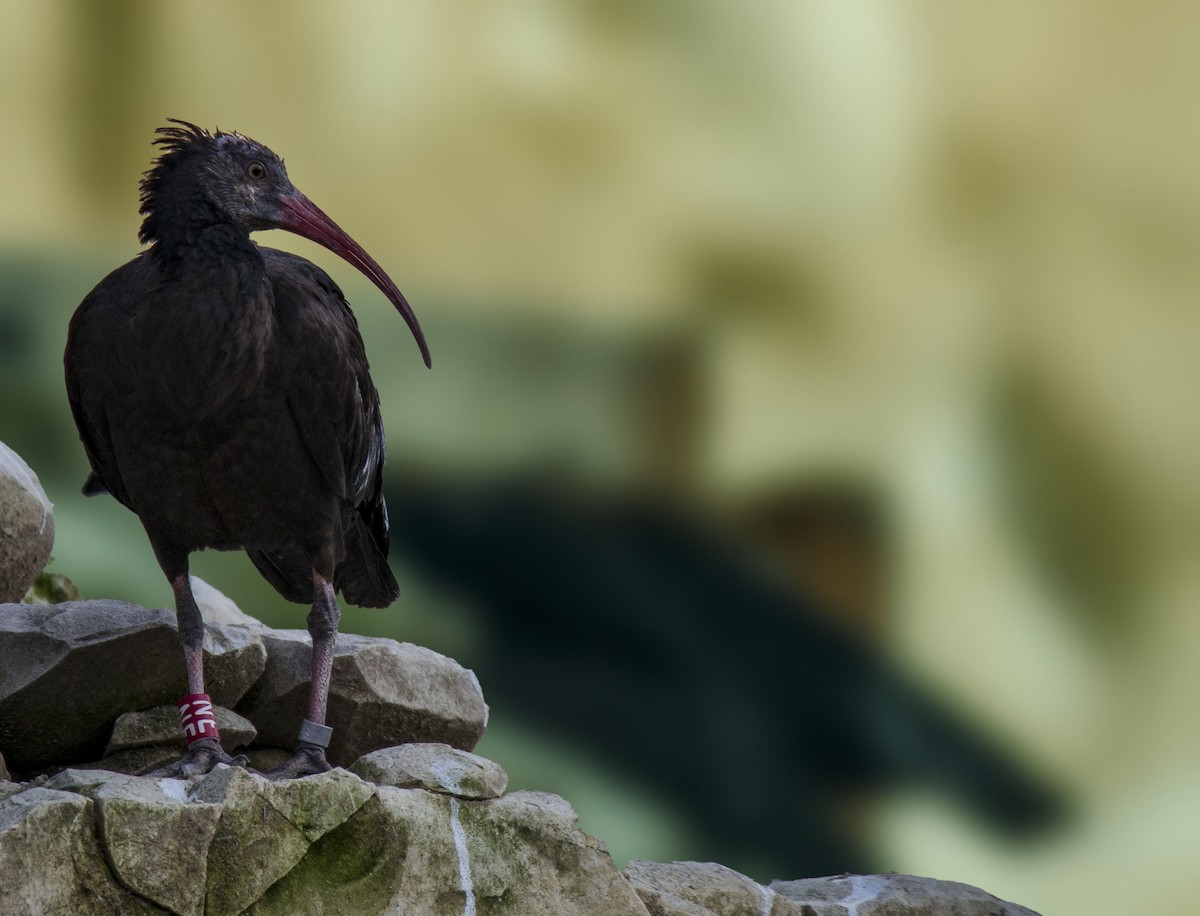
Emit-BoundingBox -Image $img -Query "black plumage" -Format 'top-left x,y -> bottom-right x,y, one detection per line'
65,120 -> 428,778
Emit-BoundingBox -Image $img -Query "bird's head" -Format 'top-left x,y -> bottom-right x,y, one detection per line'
139,119 -> 430,367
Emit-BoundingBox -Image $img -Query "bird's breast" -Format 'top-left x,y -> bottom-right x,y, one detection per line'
130,276 -> 276,420
119,399 -> 334,552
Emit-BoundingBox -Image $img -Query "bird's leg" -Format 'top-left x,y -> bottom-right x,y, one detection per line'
265,570 -> 338,779
144,569 -> 247,777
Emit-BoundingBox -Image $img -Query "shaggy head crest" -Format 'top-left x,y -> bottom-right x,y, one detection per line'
137,119 -> 281,244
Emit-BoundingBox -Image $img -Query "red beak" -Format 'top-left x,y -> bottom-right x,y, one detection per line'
277,191 -> 431,368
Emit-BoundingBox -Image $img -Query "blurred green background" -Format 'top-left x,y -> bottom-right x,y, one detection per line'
2,2 -> 1198,913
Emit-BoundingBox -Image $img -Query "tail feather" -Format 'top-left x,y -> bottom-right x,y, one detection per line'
336,508 -> 401,608
247,503 -> 399,609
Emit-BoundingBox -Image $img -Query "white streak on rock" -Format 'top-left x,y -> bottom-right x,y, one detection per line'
760,882 -> 776,916
844,874 -> 889,916
448,797 -> 477,916
157,778 -> 188,803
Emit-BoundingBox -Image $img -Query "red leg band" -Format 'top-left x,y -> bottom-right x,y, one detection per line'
178,693 -> 220,746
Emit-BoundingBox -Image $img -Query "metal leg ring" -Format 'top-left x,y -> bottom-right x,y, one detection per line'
298,718 -> 333,749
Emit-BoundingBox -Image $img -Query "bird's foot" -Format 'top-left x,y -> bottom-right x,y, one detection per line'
262,744 -> 333,780
141,738 -> 249,778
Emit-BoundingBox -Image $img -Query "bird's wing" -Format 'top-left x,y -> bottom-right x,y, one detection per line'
63,260 -> 150,508
262,248 -> 386,511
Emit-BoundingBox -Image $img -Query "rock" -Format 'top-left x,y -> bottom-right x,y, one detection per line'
192,766 -> 375,914
0,442 -> 54,603
35,765 -> 374,915
44,766 -> 130,795
246,785 -> 459,915
201,622 -> 268,706
237,629 -> 488,767
245,746 -> 294,771
0,601 -> 266,775
626,860 -> 798,916
771,873 -> 1042,916
105,703 -> 257,755
90,702 -> 258,776
249,788 -> 650,916
0,601 -> 183,775
625,863 -> 1043,916
0,750 -> 7,781
461,791 -> 650,915
351,742 -> 508,798
1,772 -> 1045,916
8,769 -> 647,915
82,745 -> 182,776
92,773 -> 224,915
0,786 -> 160,914
192,575 -> 264,627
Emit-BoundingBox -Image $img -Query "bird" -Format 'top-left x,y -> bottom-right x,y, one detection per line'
64,119 -> 429,779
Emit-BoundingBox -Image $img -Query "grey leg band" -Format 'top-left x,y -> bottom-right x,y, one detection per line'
298,719 -> 333,749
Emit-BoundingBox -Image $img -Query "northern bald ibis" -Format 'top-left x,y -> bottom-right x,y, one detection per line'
65,120 -> 428,778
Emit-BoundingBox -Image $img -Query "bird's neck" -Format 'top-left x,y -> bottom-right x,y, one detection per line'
139,225 -> 275,415
148,222 -> 260,270
140,189 -> 253,257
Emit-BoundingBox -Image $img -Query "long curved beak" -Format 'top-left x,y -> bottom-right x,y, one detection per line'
277,190 -> 431,368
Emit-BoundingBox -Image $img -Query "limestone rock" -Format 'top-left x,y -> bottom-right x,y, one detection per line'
201,621 -> 268,706
0,771 -> 1045,916
44,766 -> 130,795
0,601 -> 265,775
106,703 -> 257,755
461,791 -> 650,915
11,769 -> 646,915
626,863 -> 1042,916
351,742 -> 508,798
626,860 -> 799,916
771,873 -> 1042,916
38,765 -> 374,914
0,750 -> 7,781
91,704 -> 257,775
192,575 -> 264,627
0,441 -> 54,603
0,785 -> 160,914
245,747 -> 294,771
92,773 -> 224,915
249,788 -> 649,916
84,745 -> 182,776
193,766 -> 374,914
237,629 -> 488,766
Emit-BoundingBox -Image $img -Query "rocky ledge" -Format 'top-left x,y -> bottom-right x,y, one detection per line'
0,598 -> 1044,916
0,599 -> 487,776
0,760 -> 1039,916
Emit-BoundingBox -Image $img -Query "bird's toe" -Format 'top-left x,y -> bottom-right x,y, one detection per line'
140,739 -> 248,778
262,745 -> 333,780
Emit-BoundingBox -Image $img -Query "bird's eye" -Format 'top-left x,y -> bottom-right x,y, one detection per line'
246,160 -> 267,180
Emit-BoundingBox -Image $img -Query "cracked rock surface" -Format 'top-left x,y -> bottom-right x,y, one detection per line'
623,861 -> 1042,916
1,766 -> 649,916
5,771 -> 1037,916
770,873 -> 1041,916
0,601 -> 488,779
350,741 -> 508,798
0,601 -> 265,775
235,629 -> 488,766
